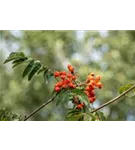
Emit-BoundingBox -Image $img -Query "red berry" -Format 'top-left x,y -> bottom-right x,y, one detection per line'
95,75 -> 101,82
90,90 -> 95,97
80,103 -> 85,107
67,73 -> 72,78
96,82 -> 103,89
54,87 -> 60,92
90,80 -> 96,86
57,81 -> 63,87
64,79 -> 70,84
67,64 -> 72,69
76,104 -> 83,109
68,82 -> 74,88
60,75 -> 66,80
89,97 -> 96,103
54,71 -> 60,77
69,67 -> 74,73
61,71 -> 66,75
72,76 -> 76,80
86,86 -> 91,91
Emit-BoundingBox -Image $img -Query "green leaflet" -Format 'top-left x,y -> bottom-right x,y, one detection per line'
93,111 -> 107,121
12,57 -> 28,68
0,108 -> 21,121
22,60 -> 35,78
119,83 -> 135,97
66,112 -> 84,121
37,66 -> 48,74
44,69 -> 54,84
4,52 -> 25,64
78,95 -> 89,106
12,57 -> 28,64
55,89 -> 70,106
28,61 -> 42,81
70,88 -> 89,106
43,69 -> 49,83
66,109 -> 80,117
13,63 -> 23,68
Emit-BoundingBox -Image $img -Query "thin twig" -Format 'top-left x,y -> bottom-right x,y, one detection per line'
24,95 -> 56,121
91,84 -> 135,113
55,77 -> 59,82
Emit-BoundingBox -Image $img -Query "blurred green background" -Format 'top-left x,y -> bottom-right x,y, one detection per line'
0,30 -> 135,121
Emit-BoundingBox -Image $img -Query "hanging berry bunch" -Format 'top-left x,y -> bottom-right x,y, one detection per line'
54,64 -> 77,92
53,64 -> 103,110
84,73 -> 103,103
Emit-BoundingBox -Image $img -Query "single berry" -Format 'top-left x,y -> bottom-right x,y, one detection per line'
90,80 -> 96,86
64,79 -> 70,84
54,71 -> 60,77
72,76 -> 76,80
67,73 -> 73,78
67,64 -> 72,69
68,66 -> 74,73
90,90 -> 95,97
76,104 -> 83,109
96,82 -> 103,89
60,75 -> 66,80
54,87 -> 60,92
96,75 -> 101,81
68,82 -> 74,88
86,86 -> 91,91
88,76 -> 95,81
89,97 -> 96,103
80,103 -> 85,107
60,71 -> 67,75
57,81 -> 63,87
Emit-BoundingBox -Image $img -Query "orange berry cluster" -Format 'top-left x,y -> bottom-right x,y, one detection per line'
84,73 -> 103,103
54,65 -> 77,92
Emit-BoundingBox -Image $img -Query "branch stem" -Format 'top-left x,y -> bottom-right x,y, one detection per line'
91,84 -> 135,113
24,95 -> 56,121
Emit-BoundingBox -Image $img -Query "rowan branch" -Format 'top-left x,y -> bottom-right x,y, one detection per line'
91,84 -> 135,113
24,95 -> 56,121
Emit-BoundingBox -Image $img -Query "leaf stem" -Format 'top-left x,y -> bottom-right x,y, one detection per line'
91,84 -> 135,113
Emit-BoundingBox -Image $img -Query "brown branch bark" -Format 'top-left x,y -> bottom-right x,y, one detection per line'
24,95 -> 56,121
91,84 -> 135,113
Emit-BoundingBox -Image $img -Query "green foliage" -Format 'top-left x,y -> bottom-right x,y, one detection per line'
37,66 -> 48,74
0,108 -> 21,121
22,59 -> 35,77
4,52 -> 26,64
28,61 -> 42,81
70,88 -> 89,106
55,89 -> 70,106
93,111 -> 107,121
65,109 -> 106,121
4,52 -> 53,82
12,57 -> 28,68
44,69 -> 54,84
54,87 -> 90,108
119,83 -> 135,97
66,109 -> 85,121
